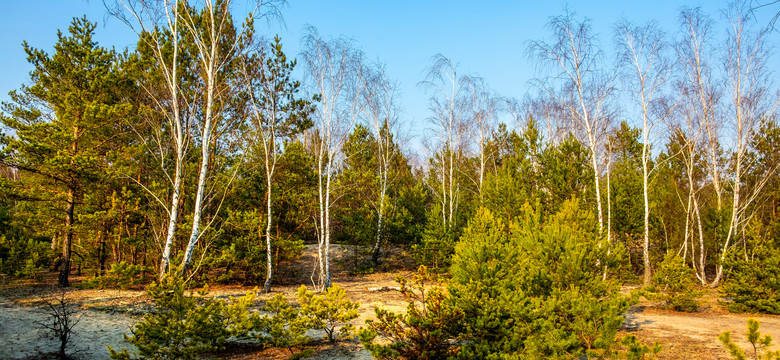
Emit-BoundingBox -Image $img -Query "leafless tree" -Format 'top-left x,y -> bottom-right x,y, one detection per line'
675,7 -> 721,284
355,59 -> 403,265
107,0 -> 282,279
301,27 -> 360,290
242,36 -> 314,292
528,10 -> 616,236
35,291 -> 82,359
107,0 -> 194,280
615,18 -> 673,285
713,1 -> 775,286
420,54 -> 469,231
463,75 -> 499,202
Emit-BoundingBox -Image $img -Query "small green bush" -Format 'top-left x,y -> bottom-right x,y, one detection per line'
298,284 -> 359,343
0,236 -> 50,279
448,203 -> 637,359
108,276 -> 232,360
619,334 -> 662,360
720,239 -> 780,314
80,261 -> 147,290
647,253 -> 705,312
719,318 -> 780,360
359,265 -> 464,360
255,293 -> 311,355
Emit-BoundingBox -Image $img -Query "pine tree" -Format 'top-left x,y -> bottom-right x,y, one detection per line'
1,16 -> 129,286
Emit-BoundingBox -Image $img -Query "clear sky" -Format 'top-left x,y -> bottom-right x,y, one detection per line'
2,0 -> 778,155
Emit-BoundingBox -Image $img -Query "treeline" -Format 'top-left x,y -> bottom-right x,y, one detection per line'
0,0 -> 779,300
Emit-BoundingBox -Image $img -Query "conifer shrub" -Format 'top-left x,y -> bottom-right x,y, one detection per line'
108,276 -> 235,360
79,261 -> 147,290
719,318 -> 780,360
0,236 -> 50,279
297,284 -> 359,343
255,293 -> 312,355
720,237 -> 780,314
619,334 -> 662,360
646,253 -> 705,312
359,265 -> 464,359
412,211 -> 457,271
448,201 -> 637,359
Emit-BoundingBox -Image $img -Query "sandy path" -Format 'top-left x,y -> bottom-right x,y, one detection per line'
624,306 -> 780,359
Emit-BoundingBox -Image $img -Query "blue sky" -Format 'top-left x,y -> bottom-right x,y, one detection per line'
2,1 -> 777,154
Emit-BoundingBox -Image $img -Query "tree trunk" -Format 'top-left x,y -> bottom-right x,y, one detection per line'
159,152 -> 183,280
264,172 -> 274,292
59,188 -> 75,287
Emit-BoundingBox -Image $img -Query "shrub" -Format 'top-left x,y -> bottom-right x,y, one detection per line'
720,237 -> 780,314
297,284 -> 360,343
620,334 -> 662,360
80,261 -> 147,290
255,293 -> 311,355
647,253 -> 705,312
719,318 -> 780,360
0,236 -> 50,279
108,276 -> 232,360
359,265 -> 464,359
448,202 -> 637,359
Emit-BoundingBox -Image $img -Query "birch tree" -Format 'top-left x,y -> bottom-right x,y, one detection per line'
109,0 -> 280,278
675,7 -> 720,284
528,10 -> 615,236
301,28 -> 359,290
712,1 -> 775,286
178,0 -> 264,275
420,54 -> 469,232
108,0 -> 192,280
355,60 -> 402,265
615,18 -> 672,285
463,75 -> 499,202
244,36 -> 314,292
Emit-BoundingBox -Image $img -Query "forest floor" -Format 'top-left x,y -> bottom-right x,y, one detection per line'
0,244 -> 778,360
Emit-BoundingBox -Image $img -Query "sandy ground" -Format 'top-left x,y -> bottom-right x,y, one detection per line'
624,304 -> 780,359
1,245 -> 779,359
0,291 -> 142,359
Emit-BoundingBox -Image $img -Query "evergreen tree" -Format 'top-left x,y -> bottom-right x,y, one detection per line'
1,16 -> 129,286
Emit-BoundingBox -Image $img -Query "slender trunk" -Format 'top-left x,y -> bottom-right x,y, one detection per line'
603,160 -> 612,281
693,194 -> 707,284
324,154 -> 333,289
591,142 -> 604,235
181,63 -> 216,275
371,169 -> 387,265
264,165 -> 274,292
642,127 -> 651,286
159,151 -> 182,280
316,131 -> 327,290
713,150 -> 741,287
683,187 -> 692,261
59,188 -> 75,287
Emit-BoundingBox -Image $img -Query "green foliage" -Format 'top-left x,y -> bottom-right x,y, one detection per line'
721,233 -> 780,314
448,201 -> 636,358
646,253 -> 705,312
719,318 -> 780,360
359,265 -> 464,359
297,284 -> 360,343
255,293 -> 311,354
413,204 -> 457,270
108,276 -> 232,360
0,236 -> 51,279
80,261 -> 147,290
620,334 -> 662,360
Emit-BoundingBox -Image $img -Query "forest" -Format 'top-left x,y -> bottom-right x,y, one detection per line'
1,0 -> 780,359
